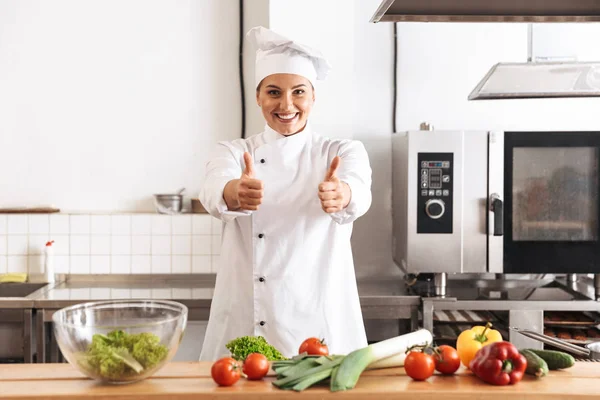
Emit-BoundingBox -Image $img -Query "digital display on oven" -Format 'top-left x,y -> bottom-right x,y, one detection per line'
429,169 -> 442,189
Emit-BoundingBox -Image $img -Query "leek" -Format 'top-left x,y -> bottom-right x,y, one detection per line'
366,352 -> 407,370
272,357 -> 343,389
270,329 -> 433,392
330,329 -> 432,392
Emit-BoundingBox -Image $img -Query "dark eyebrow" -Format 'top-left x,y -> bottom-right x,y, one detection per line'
264,84 -> 307,90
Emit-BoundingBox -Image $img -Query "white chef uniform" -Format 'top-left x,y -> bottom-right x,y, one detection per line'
198,27 -> 372,361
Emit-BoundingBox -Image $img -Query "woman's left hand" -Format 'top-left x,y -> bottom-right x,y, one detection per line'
318,156 -> 351,213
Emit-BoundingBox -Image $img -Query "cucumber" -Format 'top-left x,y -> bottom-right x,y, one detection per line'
521,349 -> 549,377
525,349 -> 575,370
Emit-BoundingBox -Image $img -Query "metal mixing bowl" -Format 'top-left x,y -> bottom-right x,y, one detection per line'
53,300 -> 188,384
153,194 -> 183,215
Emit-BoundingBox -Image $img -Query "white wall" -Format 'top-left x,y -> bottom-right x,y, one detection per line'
0,0 -> 240,212
532,23 -> 600,61
395,23 -> 600,132
351,0 -> 398,279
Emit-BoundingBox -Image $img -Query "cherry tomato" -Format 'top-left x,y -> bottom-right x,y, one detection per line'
404,351 -> 435,381
243,353 -> 270,380
211,357 -> 241,386
298,337 -> 329,356
433,345 -> 461,375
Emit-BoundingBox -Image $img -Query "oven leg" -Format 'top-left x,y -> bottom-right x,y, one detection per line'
422,300 -> 434,333
434,273 -> 447,298
567,274 -> 577,284
594,274 -> 600,301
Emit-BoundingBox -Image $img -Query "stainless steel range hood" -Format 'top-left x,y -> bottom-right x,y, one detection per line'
372,0 -> 600,99
370,0 -> 600,23
468,61 -> 600,100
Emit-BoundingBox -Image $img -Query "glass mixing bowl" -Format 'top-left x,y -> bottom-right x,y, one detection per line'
52,300 -> 188,384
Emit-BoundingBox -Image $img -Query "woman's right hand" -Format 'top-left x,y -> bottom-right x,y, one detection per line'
223,152 -> 264,211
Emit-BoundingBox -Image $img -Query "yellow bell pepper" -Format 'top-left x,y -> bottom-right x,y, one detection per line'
456,322 -> 503,369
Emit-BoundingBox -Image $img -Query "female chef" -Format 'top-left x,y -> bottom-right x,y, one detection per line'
198,26 -> 372,361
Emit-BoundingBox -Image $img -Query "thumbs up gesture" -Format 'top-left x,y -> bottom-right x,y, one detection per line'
236,152 -> 264,211
223,152 -> 264,211
318,156 -> 351,213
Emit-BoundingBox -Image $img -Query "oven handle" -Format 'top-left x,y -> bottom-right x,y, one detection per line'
490,193 -> 504,236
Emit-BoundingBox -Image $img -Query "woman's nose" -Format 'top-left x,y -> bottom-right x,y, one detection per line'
279,94 -> 294,110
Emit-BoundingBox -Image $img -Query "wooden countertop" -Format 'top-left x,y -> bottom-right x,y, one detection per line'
1,361 -> 599,399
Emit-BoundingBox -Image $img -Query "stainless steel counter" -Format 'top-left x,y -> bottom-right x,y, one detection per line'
25,274 -> 418,317
10,273 -> 417,363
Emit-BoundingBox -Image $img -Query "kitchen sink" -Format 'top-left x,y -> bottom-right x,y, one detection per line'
0,283 -> 47,298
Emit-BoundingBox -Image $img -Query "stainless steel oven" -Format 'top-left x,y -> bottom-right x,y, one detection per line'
392,129 -> 600,278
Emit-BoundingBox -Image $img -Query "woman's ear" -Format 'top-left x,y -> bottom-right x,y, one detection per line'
256,91 -> 261,107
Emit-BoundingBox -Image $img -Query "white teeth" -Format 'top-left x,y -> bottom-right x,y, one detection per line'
277,113 -> 297,120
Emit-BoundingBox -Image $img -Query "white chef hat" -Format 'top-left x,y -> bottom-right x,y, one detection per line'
246,26 -> 331,89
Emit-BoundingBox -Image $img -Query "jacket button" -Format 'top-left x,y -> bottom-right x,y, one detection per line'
258,233 -> 264,238
259,321 -> 266,326
260,158 -> 266,163
259,277 -> 265,282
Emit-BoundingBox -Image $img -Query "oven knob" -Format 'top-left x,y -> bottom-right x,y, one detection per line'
425,199 -> 445,219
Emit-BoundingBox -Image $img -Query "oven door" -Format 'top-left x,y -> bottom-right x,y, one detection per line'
503,131 -> 600,274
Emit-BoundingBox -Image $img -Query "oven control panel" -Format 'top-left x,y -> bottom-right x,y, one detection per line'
417,153 -> 453,234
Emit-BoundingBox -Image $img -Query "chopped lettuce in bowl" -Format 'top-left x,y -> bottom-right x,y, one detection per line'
76,330 -> 169,381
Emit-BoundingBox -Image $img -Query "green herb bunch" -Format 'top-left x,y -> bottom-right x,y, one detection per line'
226,336 -> 287,361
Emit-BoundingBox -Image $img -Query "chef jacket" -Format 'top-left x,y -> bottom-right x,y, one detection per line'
198,123 -> 372,360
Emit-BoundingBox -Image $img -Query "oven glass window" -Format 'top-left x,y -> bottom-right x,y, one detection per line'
513,147 -> 598,241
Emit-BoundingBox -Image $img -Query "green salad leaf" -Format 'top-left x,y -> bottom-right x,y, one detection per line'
77,330 -> 169,380
226,336 -> 287,361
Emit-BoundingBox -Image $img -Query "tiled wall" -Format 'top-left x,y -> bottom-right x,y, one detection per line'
0,214 -> 222,275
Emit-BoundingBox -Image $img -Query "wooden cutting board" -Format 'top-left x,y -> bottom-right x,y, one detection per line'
1,362 -> 600,399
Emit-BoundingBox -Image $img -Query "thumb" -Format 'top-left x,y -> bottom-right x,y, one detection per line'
242,152 -> 255,178
325,156 -> 341,181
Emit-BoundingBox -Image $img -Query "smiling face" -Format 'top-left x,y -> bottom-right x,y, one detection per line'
256,73 -> 315,136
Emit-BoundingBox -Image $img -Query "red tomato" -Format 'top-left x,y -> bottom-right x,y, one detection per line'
404,351 -> 435,381
211,357 -> 241,386
433,345 -> 461,375
243,353 -> 270,380
298,337 -> 329,356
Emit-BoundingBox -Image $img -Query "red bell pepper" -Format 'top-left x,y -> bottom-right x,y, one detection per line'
469,341 -> 527,385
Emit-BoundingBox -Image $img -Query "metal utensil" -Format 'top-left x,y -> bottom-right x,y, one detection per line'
510,326 -> 600,359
